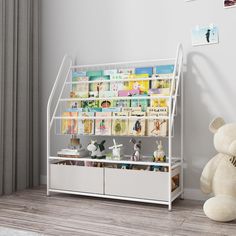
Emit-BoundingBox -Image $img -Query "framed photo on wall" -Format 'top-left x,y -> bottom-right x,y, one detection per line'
224,0 -> 236,8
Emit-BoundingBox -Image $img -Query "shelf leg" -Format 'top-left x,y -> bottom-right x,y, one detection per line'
168,203 -> 172,211
180,192 -> 184,200
47,190 -> 51,197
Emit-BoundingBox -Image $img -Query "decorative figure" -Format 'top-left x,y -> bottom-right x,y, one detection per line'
129,138 -> 141,161
153,140 -> 166,162
108,139 -> 123,159
87,140 -> 106,159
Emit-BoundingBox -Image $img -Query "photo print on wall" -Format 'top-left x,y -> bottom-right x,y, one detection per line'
224,0 -> 236,8
191,25 -> 219,46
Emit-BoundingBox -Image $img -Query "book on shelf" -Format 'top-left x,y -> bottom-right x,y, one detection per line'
154,65 -> 174,75
99,91 -> 117,108
61,112 -> 78,134
71,72 -> 89,98
86,70 -> 103,77
95,112 -> 112,135
118,68 -> 135,74
128,74 -> 149,93
150,77 -> 171,95
118,89 -> 140,97
147,111 -> 168,137
135,67 -> 153,77
112,112 -> 129,136
150,95 -> 169,107
147,106 -> 168,114
57,148 -> 88,158
78,112 -> 95,135
131,94 -> 149,112
122,107 -> 142,113
82,91 -> 99,108
89,75 -> 110,94
114,99 -> 130,108
110,73 -> 129,91
103,69 -> 118,76
66,101 -> 83,112
102,107 -> 121,112
129,112 -> 146,136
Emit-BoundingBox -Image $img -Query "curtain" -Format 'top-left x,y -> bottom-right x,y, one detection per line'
0,0 -> 39,195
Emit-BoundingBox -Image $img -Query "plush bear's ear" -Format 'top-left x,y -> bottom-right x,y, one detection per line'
209,117 -> 225,133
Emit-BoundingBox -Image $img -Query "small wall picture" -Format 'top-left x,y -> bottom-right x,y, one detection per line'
191,25 -> 219,46
224,0 -> 236,8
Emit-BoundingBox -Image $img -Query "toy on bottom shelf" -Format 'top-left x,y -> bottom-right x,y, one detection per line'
108,139 -> 124,160
129,138 -> 142,161
87,140 -> 106,159
153,140 -> 166,162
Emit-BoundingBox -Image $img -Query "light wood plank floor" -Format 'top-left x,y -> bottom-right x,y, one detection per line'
0,186 -> 235,236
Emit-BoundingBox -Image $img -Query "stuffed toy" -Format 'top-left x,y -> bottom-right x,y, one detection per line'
200,117 -> 236,222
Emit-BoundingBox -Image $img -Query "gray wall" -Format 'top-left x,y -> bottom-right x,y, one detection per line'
40,0 -> 236,195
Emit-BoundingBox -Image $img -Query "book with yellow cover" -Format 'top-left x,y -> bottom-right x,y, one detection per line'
78,112 -> 94,135
150,95 -> 169,107
128,74 -> 149,93
61,112 -> 78,134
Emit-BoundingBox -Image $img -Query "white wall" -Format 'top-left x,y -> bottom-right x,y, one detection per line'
40,0 -> 236,199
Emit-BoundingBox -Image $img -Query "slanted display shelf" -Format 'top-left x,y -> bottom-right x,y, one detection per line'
47,44 -> 184,211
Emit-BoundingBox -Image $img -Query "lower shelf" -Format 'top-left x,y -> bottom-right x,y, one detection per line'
49,164 -> 181,204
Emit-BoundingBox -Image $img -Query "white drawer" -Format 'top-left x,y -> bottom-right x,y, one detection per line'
105,168 -> 169,201
50,164 -> 104,194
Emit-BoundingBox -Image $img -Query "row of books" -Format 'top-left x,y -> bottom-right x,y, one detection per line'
67,95 -> 169,112
70,64 -> 174,99
61,107 -> 168,137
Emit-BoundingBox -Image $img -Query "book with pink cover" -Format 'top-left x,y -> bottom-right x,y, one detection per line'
95,112 -> 112,135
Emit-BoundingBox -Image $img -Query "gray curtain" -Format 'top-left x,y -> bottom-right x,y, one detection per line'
0,0 -> 39,195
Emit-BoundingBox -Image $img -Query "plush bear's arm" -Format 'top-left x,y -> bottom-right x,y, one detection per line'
200,153 -> 222,194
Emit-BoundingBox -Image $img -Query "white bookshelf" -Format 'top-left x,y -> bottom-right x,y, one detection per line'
47,44 -> 184,211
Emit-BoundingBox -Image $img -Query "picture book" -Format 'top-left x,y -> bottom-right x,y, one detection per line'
131,95 -> 149,112
147,112 -> 168,137
102,107 -> 121,112
86,70 -> 103,77
82,91 -> 99,108
118,89 -> 140,97
118,68 -> 135,74
151,77 -> 171,94
154,65 -> 174,74
103,69 -> 117,76
89,75 -> 110,94
78,112 -> 95,135
150,95 -> 169,107
129,112 -> 146,136
61,112 -> 78,134
122,107 -> 142,113
114,99 -> 130,108
135,67 -> 153,77
95,112 -> 112,135
112,112 -> 129,136
72,71 -> 86,77
99,91 -> 117,108
128,74 -> 149,93
147,107 -> 168,114
71,75 -> 89,98
110,73 -> 129,91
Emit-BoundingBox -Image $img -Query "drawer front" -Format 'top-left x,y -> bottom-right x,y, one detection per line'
105,168 -> 169,201
50,164 -> 104,194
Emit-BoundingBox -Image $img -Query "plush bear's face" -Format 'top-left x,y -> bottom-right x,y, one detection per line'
210,117 -> 236,156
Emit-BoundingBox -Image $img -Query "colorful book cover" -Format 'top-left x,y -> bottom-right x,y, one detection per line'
72,71 -> 87,77
151,77 -> 171,94
150,95 -> 169,107
86,70 -> 103,77
67,101 -> 82,110
131,95 -> 149,112
114,99 -> 130,108
78,112 -> 94,135
82,91 -> 99,108
103,69 -> 117,76
128,74 -> 149,93
122,107 -> 142,113
61,112 -> 78,134
135,67 -> 153,77
154,65 -> 174,74
112,112 -> 129,135
118,68 -> 135,74
110,73 -> 129,91
118,89 -> 140,97
129,112 -> 146,136
147,112 -> 168,137
95,112 -> 112,135
71,75 -> 89,98
147,107 -> 168,114
89,75 -> 110,94
99,91 -> 117,108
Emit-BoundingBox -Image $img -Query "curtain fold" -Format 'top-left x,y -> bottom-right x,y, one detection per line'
0,0 -> 39,195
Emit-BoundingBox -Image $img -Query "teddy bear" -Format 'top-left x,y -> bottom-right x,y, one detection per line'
200,117 -> 236,222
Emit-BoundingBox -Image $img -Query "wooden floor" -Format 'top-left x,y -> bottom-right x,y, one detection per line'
0,187 -> 235,236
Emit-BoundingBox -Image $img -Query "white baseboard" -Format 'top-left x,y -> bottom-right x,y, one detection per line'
40,175 -> 210,201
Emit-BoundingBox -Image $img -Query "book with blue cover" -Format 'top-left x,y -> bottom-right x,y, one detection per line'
135,67 -> 153,77
154,65 -> 174,74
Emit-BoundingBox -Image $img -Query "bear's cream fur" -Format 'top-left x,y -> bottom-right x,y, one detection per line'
200,117 -> 236,222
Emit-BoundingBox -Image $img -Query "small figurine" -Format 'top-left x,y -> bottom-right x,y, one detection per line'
87,140 -> 106,159
153,140 -> 166,163
129,138 -> 141,161
108,139 -> 123,160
